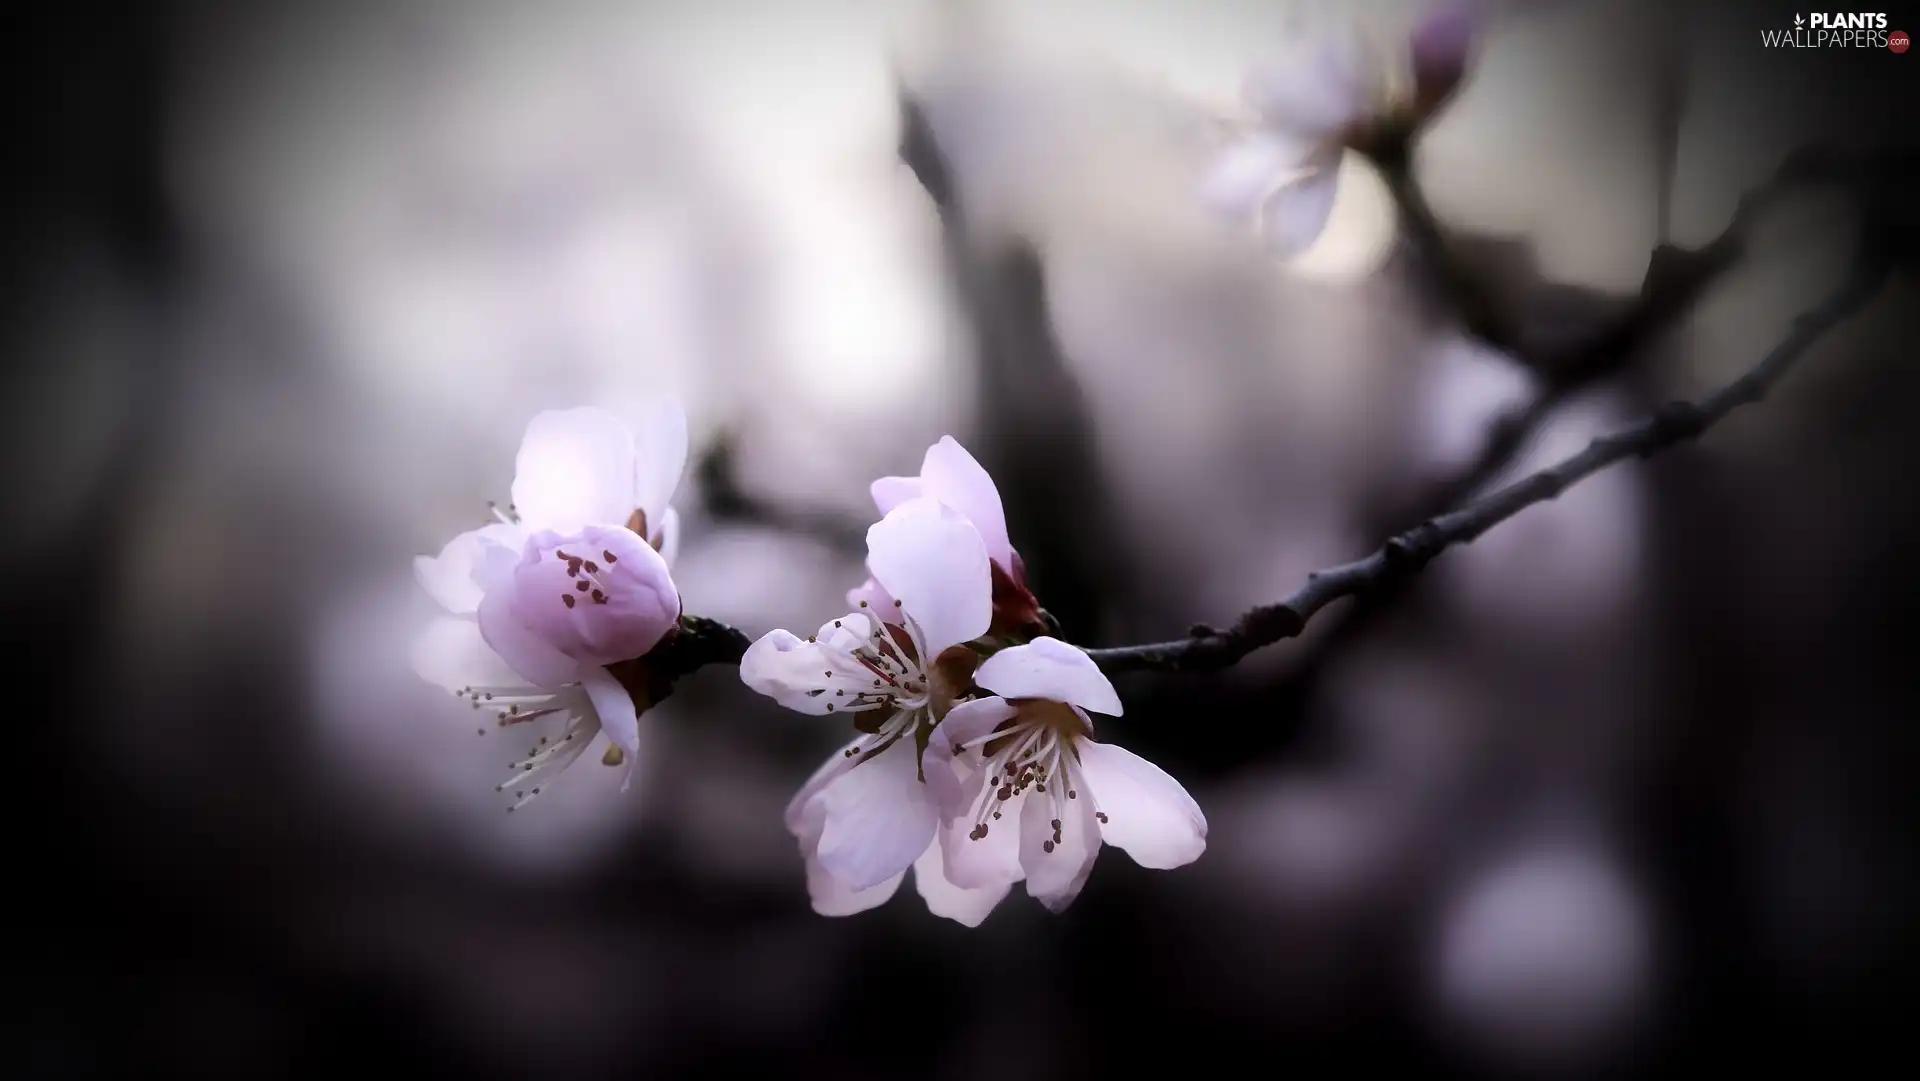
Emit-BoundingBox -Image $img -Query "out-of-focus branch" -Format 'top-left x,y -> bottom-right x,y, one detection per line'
694,435 -> 869,553
1269,141 -> 1882,691
1083,253 -> 1891,673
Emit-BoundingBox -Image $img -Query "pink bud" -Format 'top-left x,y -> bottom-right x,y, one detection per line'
1410,0 -> 1480,117
506,525 -> 680,667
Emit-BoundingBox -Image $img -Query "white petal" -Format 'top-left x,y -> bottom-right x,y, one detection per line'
808,859 -> 904,917
577,665 -> 639,759
914,841 -> 1011,928
937,768 -> 1025,891
865,497 -> 992,656
631,399 -> 688,533
1197,131 -> 1303,219
477,575 -> 587,688
1019,779 -> 1101,913
1260,151 -> 1343,258
1240,34 -> 1368,134
918,437 -> 1013,570
414,522 -> 526,615
739,630 -> 842,715
410,616 -> 525,691
870,475 -> 922,516
1078,741 -> 1207,870
973,637 -> 1123,716
845,575 -> 897,614
932,697 -> 1019,760
816,740 -> 940,893
510,407 -> 637,533
784,737 -> 864,835
652,507 -> 681,569
792,795 -> 905,916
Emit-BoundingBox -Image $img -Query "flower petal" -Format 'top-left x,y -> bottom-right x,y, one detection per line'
1197,131 -> 1304,219
865,497 -> 992,657
1410,0 -> 1480,111
477,572 -> 587,688
870,475 -> 923,516
972,637 -> 1123,716
933,696 -> 1019,760
914,841 -> 1011,927
792,796 -> 905,917
808,859 -> 904,917
510,407 -> 638,533
784,736 -> 864,835
739,617 -> 886,717
845,575 -> 897,614
415,523 -> 527,615
576,665 -> 639,759
919,437 -> 1013,570
411,616 -> 525,691
816,740 -> 940,893
1078,740 -> 1207,870
507,526 -> 679,668
1019,778 -> 1100,913
652,507 -> 681,569
631,398 -> 688,533
937,766 -> 1025,891
1241,33 -> 1368,134
1259,150 -> 1343,258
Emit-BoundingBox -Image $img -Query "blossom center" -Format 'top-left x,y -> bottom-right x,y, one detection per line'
958,700 -> 1103,852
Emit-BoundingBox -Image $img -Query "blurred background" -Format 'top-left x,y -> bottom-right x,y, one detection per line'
7,0 -> 1915,1076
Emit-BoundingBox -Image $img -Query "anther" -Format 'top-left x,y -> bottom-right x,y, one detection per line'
591,589 -> 607,604
1043,840 -> 1055,853
576,580 -> 590,591
603,550 -> 617,563
562,594 -> 576,609
583,560 -> 598,573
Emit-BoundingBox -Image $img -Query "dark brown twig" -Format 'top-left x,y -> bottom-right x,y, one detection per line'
1082,254 -> 1889,673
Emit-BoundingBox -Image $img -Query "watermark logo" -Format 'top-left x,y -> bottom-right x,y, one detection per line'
1761,11 -> 1905,47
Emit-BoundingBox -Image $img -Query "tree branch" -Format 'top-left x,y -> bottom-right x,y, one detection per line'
1083,256 -> 1890,674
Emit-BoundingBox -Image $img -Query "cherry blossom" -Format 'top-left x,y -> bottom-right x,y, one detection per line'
932,637 -> 1207,914
848,436 -> 1044,640
411,403 -> 687,806
741,496 -> 999,910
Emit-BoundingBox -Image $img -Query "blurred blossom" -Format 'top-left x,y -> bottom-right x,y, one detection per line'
1433,827 -> 1652,1062
1410,336 -> 1538,476
1440,389 -> 1647,641
1210,770 -> 1408,905
1199,0 -> 1482,256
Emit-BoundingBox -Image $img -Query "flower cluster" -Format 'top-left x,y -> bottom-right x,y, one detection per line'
740,438 -> 1207,925
412,417 -> 1207,924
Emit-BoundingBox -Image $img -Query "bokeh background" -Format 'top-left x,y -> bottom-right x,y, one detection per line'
8,0 -> 1915,1076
